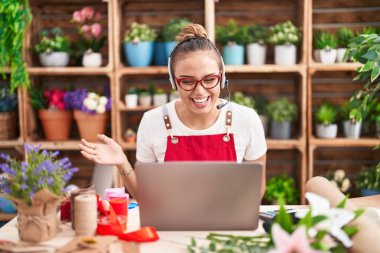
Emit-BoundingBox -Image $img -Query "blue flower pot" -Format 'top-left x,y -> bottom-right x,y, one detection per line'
124,41 -> 154,67
0,196 -> 17,214
360,189 -> 380,197
154,42 -> 168,66
223,44 -> 244,65
165,41 -> 177,59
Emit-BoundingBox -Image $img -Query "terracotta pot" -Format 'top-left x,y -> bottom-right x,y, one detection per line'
38,110 -> 72,141
73,110 -> 108,141
0,112 -> 17,140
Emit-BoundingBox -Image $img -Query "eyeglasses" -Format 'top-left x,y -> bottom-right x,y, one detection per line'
175,73 -> 221,91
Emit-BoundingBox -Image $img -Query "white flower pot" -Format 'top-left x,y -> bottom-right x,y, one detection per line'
125,94 -> 138,108
153,94 -> 167,106
343,120 -> 362,139
274,44 -> 297,65
316,124 -> 338,139
169,91 -> 179,102
336,48 -> 347,63
247,43 -> 267,65
320,49 -> 337,64
313,49 -> 321,62
39,52 -> 69,67
139,95 -> 152,107
82,52 -> 102,67
259,114 -> 268,136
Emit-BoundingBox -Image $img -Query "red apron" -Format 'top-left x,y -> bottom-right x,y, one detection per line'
162,106 -> 237,161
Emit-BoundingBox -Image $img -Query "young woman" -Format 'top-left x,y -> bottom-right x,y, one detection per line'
79,24 -> 267,200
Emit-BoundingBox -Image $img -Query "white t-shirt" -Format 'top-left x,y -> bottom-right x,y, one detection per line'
136,100 -> 267,163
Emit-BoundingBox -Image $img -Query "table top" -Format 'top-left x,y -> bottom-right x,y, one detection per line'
0,205 -> 306,253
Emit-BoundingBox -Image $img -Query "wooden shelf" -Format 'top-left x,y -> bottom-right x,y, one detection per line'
310,137 -> 380,148
0,213 -> 16,222
308,62 -> 362,72
26,140 -> 82,150
118,102 -> 156,112
27,67 -> 112,75
0,139 -> 23,148
117,66 -> 168,75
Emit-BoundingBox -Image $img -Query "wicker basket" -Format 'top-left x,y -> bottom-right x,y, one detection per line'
0,112 -> 17,140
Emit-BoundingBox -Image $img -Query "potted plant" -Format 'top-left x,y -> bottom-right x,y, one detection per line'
356,164 -> 380,196
313,31 -> 338,64
231,91 -> 255,109
216,19 -> 246,65
326,169 -> 351,194
0,86 -> 18,140
125,86 -> 139,108
314,103 -> 338,139
268,21 -> 301,65
72,7 -> 106,67
28,87 -> 73,141
153,88 -> 167,107
34,28 -> 71,67
139,91 -> 152,107
264,174 -> 299,204
66,88 -> 110,141
124,22 -> 157,67
123,128 -> 136,144
341,101 -> 362,139
335,27 -> 354,63
0,144 -> 78,242
245,24 -> 269,65
252,95 -> 269,136
162,18 -> 191,58
154,28 -> 167,66
266,98 -> 298,139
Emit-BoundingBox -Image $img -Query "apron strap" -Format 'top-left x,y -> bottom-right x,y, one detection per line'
224,109 -> 233,142
162,105 -> 178,144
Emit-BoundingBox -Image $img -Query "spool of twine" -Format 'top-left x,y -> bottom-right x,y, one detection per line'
70,187 -> 95,229
74,194 -> 97,236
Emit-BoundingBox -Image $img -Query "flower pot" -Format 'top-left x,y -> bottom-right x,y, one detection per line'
39,52 -> 69,67
223,44 -> 244,65
73,110 -> 108,141
125,94 -> 138,108
124,41 -> 154,67
360,189 -> 380,197
271,121 -> 291,139
320,49 -> 337,64
0,196 -> 16,214
274,44 -> 296,65
38,109 -> 72,141
165,41 -> 177,59
336,48 -> 347,63
316,124 -> 338,139
0,112 -> 17,140
154,42 -> 168,66
343,120 -> 362,139
313,49 -> 321,62
247,43 -> 266,65
259,114 -> 268,136
153,93 -> 167,106
139,95 -> 152,107
82,52 -> 102,67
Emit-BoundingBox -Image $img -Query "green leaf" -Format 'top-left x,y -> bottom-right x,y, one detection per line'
274,204 -> 293,233
362,50 -> 378,60
360,60 -> 375,72
353,208 -> 365,220
336,196 -> 348,208
371,65 -> 380,82
191,237 -> 196,246
209,242 -> 216,251
342,226 -> 359,236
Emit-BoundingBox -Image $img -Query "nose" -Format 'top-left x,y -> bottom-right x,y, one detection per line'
193,81 -> 208,93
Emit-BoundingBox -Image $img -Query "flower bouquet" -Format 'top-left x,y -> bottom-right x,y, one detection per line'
0,144 -> 78,242
65,88 -> 111,141
28,87 -> 72,141
72,7 -> 106,67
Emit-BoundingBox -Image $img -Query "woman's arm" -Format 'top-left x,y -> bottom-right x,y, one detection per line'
246,153 -> 267,198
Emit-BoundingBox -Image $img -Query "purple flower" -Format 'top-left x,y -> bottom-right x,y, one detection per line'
42,150 -> 49,157
38,177 -> 45,185
51,151 -> 60,157
0,153 -> 12,162
29,191 -> 35,199
47,177 -> 53,185
21,162 -> 27,173
0,164 -> 16,176
24,143 -> 41,155
21,184 -> 28,190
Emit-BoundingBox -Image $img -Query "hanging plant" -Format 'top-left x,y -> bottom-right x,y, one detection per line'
0,0 -> 32,92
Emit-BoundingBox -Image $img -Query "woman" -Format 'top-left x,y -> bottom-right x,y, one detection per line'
79,24 -> 267,200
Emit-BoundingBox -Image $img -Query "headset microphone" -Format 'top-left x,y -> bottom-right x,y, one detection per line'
216,81 -> 230,110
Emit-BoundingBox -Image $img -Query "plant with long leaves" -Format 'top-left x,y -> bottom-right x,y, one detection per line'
0,0 -> 32,92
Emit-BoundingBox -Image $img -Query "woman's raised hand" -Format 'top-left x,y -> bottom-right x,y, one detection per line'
79,134 -> 128,166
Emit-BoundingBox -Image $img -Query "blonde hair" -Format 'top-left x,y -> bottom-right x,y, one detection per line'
176,24 -> 208,42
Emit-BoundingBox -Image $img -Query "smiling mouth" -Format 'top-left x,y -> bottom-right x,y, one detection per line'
192,97 -> 209,104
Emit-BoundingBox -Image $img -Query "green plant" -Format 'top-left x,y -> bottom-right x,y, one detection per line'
162,18 -> 191,42
124,22 -> 157,43
34,28 -> 70,53
268,21 -> 301,45
336,27 -> 354,48
356,164 -> 380,190
266,98 -> 298,123
127,86 -> 138,95
231,92 -> 255,108
264,174 -> 299,204
244,24 -> 269,44
315,103 -> 338,125
28,87 -> 47,110
0,0 -> 32,91
139,91 -> 150,97
360,27 -> 379,35
216,19 -> 246,46
372,102 -> 380,126
155,88 -> 166,95
252,95 -> 267,115
313,31 -> 337,50
0,86 -> 18,112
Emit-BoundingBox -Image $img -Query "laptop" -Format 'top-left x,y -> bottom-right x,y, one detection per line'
135,162 -> 263,231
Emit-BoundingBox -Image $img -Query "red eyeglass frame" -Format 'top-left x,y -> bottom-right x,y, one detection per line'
175,73 -> 222,91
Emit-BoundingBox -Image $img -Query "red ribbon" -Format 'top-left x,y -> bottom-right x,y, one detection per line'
118,226 -> 159,242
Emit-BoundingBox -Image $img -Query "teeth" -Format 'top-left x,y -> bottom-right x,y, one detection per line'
193,97 -> 208,104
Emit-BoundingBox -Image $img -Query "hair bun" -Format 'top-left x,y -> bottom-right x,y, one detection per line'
176,24 -> 208,42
